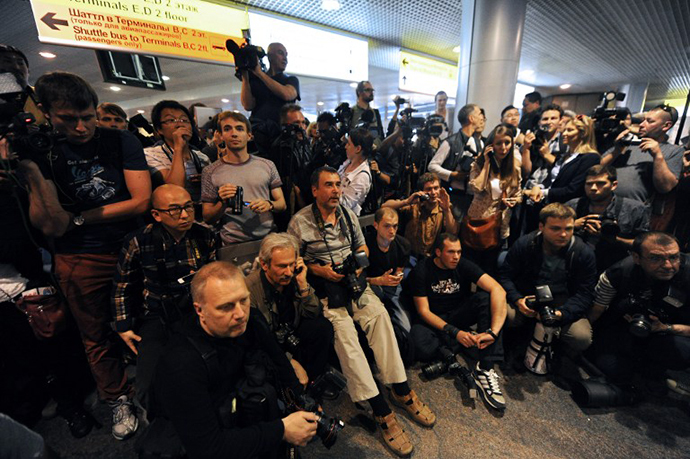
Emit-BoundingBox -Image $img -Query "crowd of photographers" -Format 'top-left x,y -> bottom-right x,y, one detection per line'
2,39 -> 690,459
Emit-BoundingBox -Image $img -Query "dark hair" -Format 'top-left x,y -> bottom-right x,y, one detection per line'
539,203 -> 576,224
501,105 -> 517,118
35,71 -> 98,113
151,100 -> 193,130
434,233 -> 459,254
524,91 -> 542,104
0,44 -> 29,68
279,103 -> 302,125
310,165 -> 338,188
356,80 -> 371,97
97,102 -> 127,120
317,111 -> 337,126
476,123 -> 518,184
653,104 -> 679,125
585,164 -> 617,182
457,103 -> 479,126
217,110 -> 252,133
632,232 -> 679,255
417,172 -> 439,190
435,91 -> 447,101
348,128 -> 374,157
541,104 -> 564,119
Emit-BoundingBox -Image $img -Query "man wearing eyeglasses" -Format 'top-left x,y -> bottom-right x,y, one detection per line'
112,184 -> 217,415
351,81 -> 385,148
602,104 -> 684,206
588,232 -> 690,390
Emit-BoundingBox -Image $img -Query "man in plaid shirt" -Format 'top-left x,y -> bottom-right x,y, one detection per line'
112,184 -> 217,413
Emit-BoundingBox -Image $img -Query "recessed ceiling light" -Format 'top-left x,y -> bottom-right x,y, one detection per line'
349,82 -> 358,88
221,98 -> 230,103
137,110 -> 145,114
109,86 -> 122,92
559,83 -> 572,89
39,52 -> 56,59
162,75 -> 170,81
519,69 -> 535,77
452,46 -> 461,53
321,0 -> 341,11
317,101 -> 324,106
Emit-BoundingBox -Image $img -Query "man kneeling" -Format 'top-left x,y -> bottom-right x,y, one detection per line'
152,262 -> 317,458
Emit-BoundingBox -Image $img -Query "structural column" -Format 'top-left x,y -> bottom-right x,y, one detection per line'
455,0 -> 527,127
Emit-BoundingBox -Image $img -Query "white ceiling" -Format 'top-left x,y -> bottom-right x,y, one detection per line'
2,0 -> 689,121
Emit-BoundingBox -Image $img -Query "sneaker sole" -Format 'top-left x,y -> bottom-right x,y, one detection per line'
112,418 -> 139,441
473,374 -> 506,411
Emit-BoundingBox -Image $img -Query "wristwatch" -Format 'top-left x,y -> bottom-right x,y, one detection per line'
267,200 -> 275,211
72,213 -> 85,226
485,329 -> 498,340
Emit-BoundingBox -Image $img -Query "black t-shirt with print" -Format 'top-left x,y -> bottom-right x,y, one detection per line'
38,128 -> 148,254
411,256 -> 485,315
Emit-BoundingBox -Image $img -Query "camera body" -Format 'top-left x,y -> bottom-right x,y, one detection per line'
293,370 -> 347,449
274,323 -> 300,355
622,294 -> 675,338
225,30 -> 267,80
332,251 -> 369,298
619,132 -> 642,146
458,144 -> 477,172
585,214 -> 620,238
526,285 -> 559,327
421,346 -> 455,379
418,193 -> 431,202
533,124 -> 552,146
1,112 -> 60,164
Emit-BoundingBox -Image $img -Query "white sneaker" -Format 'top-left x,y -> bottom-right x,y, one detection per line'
472,363 -> 506,410
667,379 -> 690,397
109,395 -> 138,440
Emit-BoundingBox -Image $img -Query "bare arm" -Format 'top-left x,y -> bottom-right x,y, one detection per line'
382,191 -> 423,210
81,169 -> 151,224
203,201 -> 225,224
476,274 -> 507,333
270,186 -> 287,212
21,161 -> 71,237
240,70 -> 256,111
158,129 -> 192,187
253,68 -> 298,102
644,139 -> 679,193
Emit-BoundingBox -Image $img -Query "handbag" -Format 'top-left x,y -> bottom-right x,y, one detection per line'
460,213 -> 502,250
14,286 -> 68,340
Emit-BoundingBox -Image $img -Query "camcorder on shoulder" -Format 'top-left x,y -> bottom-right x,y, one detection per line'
225,29 -> 266,81
526,285 -> 559,327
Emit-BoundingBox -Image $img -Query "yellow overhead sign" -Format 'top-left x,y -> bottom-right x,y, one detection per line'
29,0 -> 248,64
399,51 -> 458,96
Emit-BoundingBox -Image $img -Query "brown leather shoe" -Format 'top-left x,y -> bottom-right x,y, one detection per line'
390,389 -> 436,427
375,412 -> 414,457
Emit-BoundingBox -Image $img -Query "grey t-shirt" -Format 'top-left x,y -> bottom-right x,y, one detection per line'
603,142 -> 684,204
201,156 -> 282,244
288,205 -> 365,266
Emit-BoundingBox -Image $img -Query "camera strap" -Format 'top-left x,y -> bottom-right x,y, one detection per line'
311,203 -> 356,267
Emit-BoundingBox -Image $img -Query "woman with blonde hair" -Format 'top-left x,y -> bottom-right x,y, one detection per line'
523,114 -> 600,204
462,123 -> 522,273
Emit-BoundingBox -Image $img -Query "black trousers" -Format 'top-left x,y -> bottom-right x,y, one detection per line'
410,292 -> 504,365
589,321 -> 690,383
292,316 -> 334,381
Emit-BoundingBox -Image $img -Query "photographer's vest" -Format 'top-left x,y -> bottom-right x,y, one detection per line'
439,130 -> 470,188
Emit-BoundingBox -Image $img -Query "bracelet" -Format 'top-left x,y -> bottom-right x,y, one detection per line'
667,324 -> 674,334
485,329 -> 498,340
298,286 -> 310,295
443,323 -> 461,338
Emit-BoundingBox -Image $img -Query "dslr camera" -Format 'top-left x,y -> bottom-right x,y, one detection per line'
332,251 -> 369,299
274,323 -> 300,355
225,29 -> 266,80
585,213 -> 620,238
526,285 -> 559,327
623,286 -> 685,338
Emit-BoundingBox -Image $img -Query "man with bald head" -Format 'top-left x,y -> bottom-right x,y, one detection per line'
240,41 -> 301,157
112,184 -> 217,412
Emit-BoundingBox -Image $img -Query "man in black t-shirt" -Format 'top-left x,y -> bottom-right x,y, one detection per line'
17,72 -> 151,440
240,42 -> 301,157
410,233 -> 508,410
365,208 -> 413,362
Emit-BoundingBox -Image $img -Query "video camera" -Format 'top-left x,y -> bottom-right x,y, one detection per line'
591,91 -> 638,151
526,285 -> 559,327
287,369 -> 347,449
399,107 -> 425,140
226,29 -> 266,81
0,112 -> 57,164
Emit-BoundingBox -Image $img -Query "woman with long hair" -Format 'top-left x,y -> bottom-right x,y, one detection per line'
523,114 -> 600,204
462,123 -> 522,273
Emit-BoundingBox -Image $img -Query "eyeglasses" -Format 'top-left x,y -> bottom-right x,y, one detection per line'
656,104 -> 678,123
161,118 -> 191,125
362,88 -> 375,93
642,253 -> 681,264
154,203 -> 195,219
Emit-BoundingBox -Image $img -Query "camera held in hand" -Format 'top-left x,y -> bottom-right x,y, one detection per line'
526,285 -> 559,327
622,293 -> 678,338
418,193 -> 431,202
274,323 -> 300,355
332,251 -> 370,299
226,29 -> 266,80
1,112 -> 60,164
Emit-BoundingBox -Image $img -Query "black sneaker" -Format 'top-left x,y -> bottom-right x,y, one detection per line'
60,406 -> 95,438
472,363 -> 506,410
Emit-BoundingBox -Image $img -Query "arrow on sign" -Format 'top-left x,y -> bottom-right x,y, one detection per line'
41,13 -> 69,30
402,75 -> 407,85
402,58 -> 409,67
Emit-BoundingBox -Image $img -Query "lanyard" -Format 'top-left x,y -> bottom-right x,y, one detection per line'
311,203 -> 354,267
